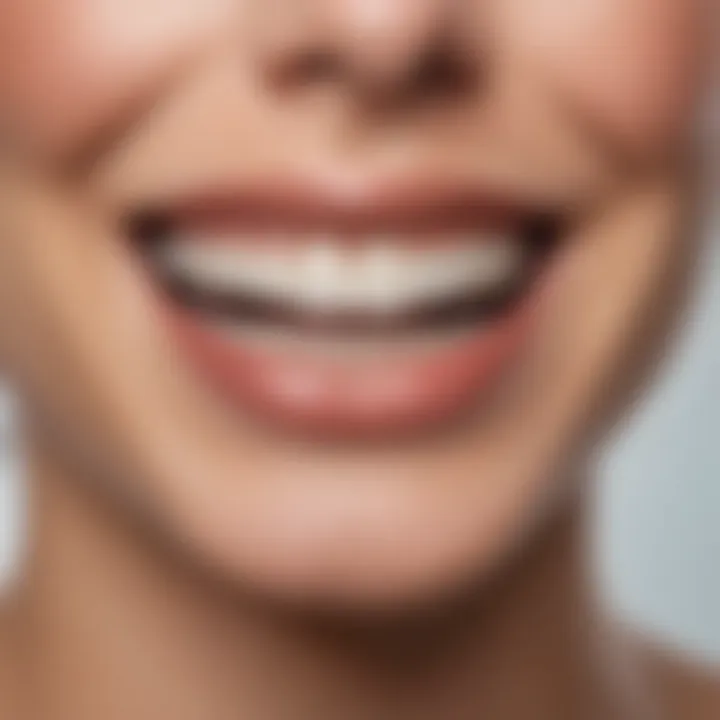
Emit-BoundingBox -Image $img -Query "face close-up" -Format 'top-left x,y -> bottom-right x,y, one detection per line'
0,0 -> 710,610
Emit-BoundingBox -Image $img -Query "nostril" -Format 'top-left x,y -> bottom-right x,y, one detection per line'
269,47 -> 341,91
267,45 -> 476,108
354,45 -> 479,111
412,46 -> 478,100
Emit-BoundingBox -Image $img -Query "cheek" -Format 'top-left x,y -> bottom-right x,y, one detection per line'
0,0 -> 228,159
512,0 -> 704,150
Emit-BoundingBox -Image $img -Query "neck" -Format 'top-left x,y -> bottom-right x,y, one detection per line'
8,436 -> 649,720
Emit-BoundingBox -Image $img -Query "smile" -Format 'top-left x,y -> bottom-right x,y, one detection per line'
130,181 -> 562,437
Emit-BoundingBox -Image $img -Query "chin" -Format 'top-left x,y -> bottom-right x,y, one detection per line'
172,459 -> 551,612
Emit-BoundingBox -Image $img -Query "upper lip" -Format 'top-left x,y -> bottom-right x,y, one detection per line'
128,176 -> 556,238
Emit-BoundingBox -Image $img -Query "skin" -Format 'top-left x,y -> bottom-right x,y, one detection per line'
0,0 -> 717,718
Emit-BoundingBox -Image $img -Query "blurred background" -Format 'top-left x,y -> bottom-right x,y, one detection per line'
1,139 -> 718,665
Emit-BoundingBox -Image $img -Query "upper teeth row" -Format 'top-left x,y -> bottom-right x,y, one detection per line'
154,235 -> 526,312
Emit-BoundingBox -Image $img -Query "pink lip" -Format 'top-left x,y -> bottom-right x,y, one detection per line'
165,302 -> 533,437
140,180 -> 551,438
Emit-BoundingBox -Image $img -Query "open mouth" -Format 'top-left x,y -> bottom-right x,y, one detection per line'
129,184 -> 562,437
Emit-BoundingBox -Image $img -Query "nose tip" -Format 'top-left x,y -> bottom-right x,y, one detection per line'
261,0 -> 476,103
334,0 -> 462,90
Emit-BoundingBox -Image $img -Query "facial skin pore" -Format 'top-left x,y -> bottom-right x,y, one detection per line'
0,1 -> 716,718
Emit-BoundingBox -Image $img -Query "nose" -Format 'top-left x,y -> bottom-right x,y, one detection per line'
255,0 -> 478,105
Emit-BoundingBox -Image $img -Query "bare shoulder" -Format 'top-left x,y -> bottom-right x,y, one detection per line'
638,634 -> 720,720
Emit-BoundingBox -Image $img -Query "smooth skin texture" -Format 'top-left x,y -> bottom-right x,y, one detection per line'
0,0 -> 717,718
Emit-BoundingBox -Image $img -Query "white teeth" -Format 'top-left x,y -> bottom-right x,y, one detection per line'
210,320 -> 482,363
155,234 -> 526,313
298,241 -> 348,310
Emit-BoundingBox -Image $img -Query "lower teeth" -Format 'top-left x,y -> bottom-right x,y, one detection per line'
210,320 -> 483,362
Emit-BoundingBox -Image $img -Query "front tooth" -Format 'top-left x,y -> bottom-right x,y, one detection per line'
297,241 -> 348,310
361,243 -> 408,312
297,241 -> 411,314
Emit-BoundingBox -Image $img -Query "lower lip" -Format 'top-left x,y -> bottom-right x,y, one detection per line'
159,293 -> 537,438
